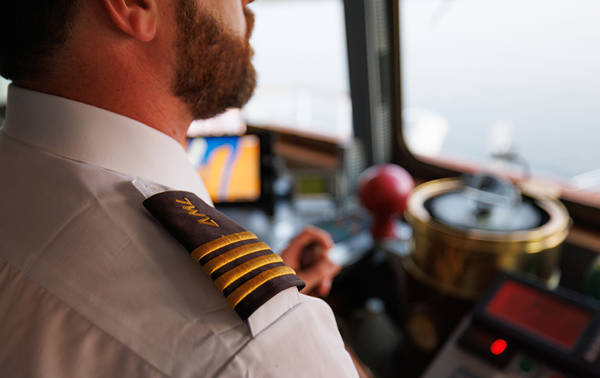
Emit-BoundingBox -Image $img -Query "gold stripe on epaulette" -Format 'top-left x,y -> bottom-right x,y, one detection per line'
226,266 -> 297,307
202,241 -> 270,275
191,231 -> 257,262
214,254 -> 284,291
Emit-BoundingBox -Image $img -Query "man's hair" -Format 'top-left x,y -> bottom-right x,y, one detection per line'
0,2 -> 78,81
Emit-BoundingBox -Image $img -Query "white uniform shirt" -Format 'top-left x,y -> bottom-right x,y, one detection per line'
0,86 -> 357,378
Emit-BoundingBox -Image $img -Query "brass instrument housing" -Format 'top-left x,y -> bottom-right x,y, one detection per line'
404,178 -> 570,299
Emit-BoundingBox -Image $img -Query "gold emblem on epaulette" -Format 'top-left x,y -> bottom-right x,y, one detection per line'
144,191 -> 305,319
176,197 -> 219,227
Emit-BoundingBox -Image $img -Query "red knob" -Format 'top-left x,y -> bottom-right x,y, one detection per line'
358,164 -> 415,240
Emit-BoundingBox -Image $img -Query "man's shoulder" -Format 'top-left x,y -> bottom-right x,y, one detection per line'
0,134 -> 354,377
0,135 -> 256,375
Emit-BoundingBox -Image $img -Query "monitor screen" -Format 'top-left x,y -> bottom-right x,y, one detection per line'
486,280 -> 593,350
186,135 -> 261,203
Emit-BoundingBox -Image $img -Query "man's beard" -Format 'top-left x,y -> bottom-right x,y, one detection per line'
173,1 -> 257,120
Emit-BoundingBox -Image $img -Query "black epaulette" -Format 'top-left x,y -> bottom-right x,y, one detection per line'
143,191 -> 305,320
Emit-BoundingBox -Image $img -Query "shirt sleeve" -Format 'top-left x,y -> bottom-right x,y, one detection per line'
215,293 -> 359,378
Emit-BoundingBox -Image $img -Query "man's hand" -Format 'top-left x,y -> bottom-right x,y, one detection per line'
280,226 -> 341,297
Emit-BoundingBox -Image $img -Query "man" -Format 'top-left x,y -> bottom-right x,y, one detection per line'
0,1 -> 357,376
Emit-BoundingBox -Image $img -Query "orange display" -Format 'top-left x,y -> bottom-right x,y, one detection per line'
187,135 -> 261,203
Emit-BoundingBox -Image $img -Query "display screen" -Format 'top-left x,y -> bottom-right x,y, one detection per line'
186,135 -> 261,203
486,281 -> 593,350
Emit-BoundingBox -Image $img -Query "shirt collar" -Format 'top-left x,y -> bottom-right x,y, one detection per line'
2,85 -> 211,203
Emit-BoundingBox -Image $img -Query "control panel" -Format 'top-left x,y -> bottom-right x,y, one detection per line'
423,274 -> 600,378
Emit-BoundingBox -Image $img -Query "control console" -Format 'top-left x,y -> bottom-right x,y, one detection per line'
423,274 -> 600,378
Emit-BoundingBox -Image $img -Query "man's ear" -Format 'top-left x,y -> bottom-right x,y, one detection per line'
102,0 -> 158,42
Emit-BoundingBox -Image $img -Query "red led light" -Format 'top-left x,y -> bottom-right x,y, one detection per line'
490,339 -> 507,355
